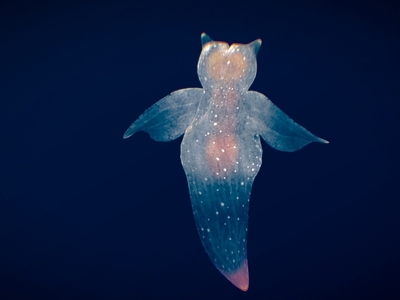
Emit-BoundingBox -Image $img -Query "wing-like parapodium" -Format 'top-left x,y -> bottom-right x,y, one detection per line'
123,88 -> 204,141
245,91 -> 328,152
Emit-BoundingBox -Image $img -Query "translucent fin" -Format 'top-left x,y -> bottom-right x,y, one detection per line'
245,91 -> 328,152
123,88 -> 203,141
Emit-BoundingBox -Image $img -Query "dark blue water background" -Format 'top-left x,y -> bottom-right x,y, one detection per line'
1,0 -> 399,298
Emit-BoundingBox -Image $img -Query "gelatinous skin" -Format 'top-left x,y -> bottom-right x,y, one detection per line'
123,33 -> 328,291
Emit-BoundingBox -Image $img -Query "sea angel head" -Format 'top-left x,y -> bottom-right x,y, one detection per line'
197,33 -> 261,91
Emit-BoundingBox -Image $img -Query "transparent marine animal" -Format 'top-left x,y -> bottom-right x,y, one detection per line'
123,33 -> 328,291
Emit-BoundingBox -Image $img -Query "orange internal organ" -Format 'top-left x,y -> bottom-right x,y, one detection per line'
207,49 -> 248,82
206,134 -> 238,176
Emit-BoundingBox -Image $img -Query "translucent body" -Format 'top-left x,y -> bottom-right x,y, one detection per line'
123,33 -> 328,291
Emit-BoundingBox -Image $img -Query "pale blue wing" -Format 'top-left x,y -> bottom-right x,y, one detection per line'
244,91 -> 328,152
123,88 -> 204,141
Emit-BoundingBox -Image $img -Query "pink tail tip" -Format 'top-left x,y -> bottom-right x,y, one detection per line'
220,260 -> 249,291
